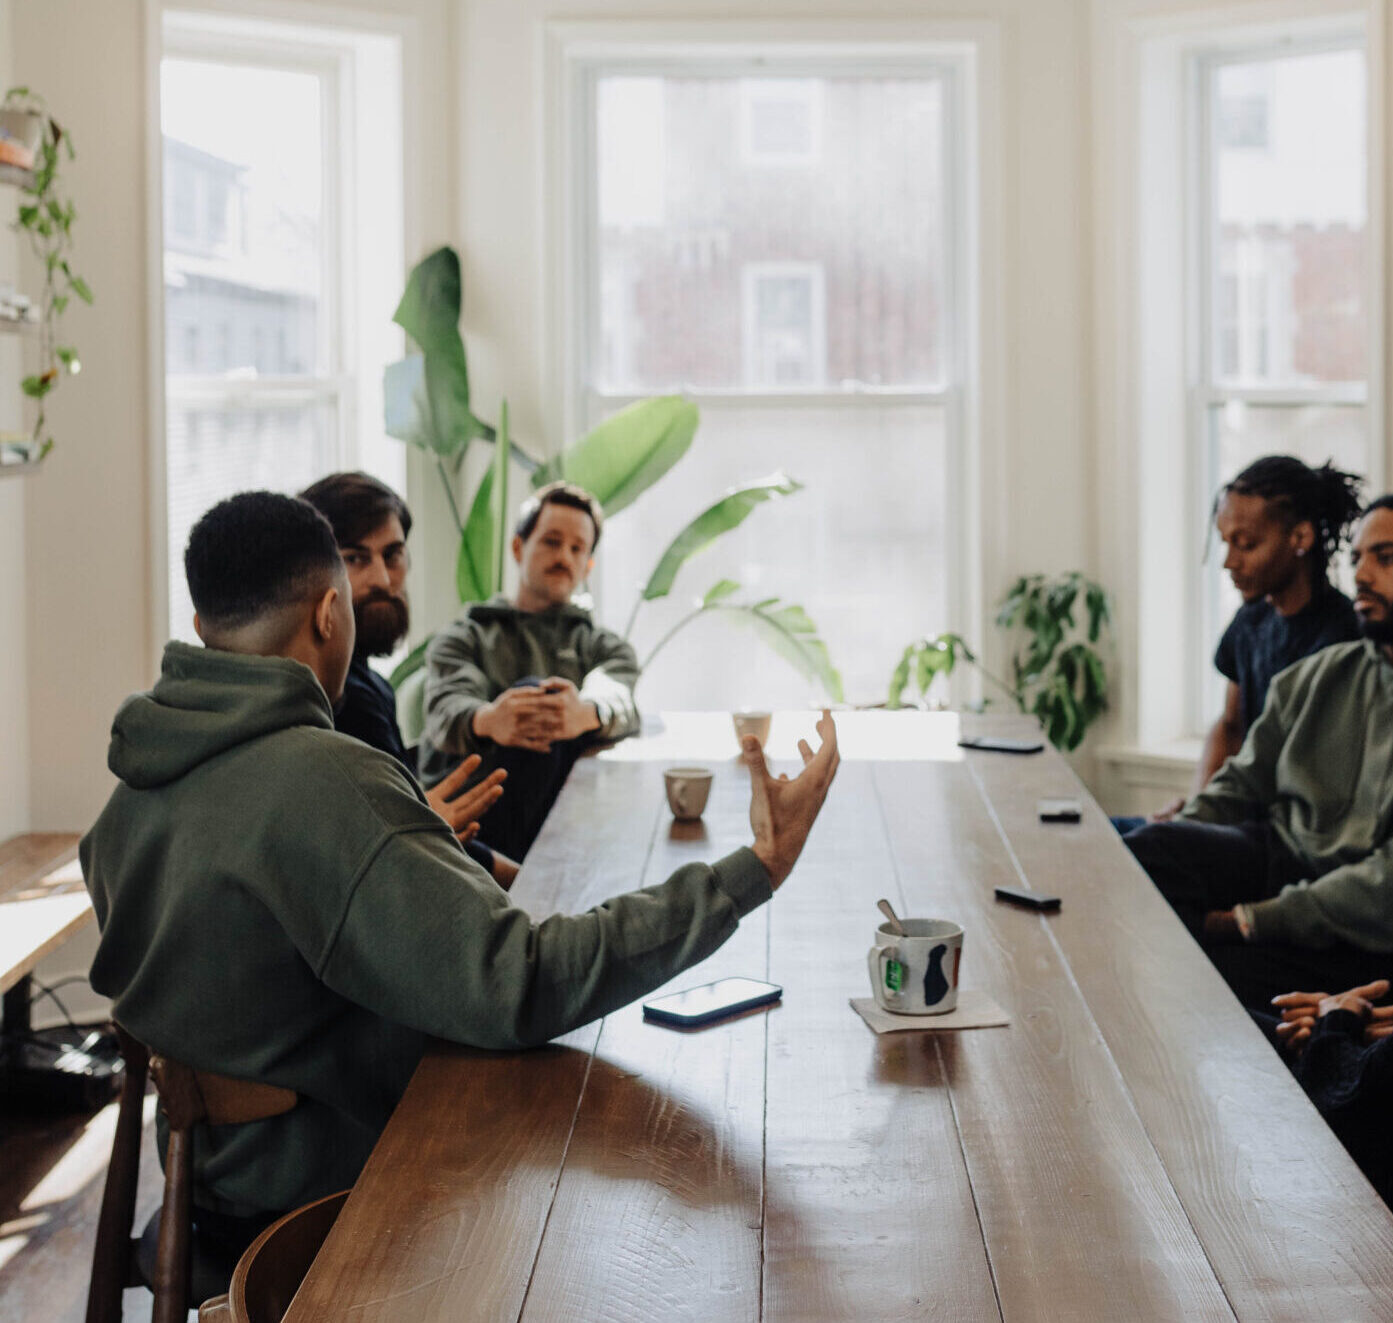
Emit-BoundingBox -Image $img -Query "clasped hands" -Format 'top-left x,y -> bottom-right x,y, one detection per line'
473,678 -> 599,752
1272,978 -> 1393,1052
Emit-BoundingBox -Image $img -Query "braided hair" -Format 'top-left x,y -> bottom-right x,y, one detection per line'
1217,455 -> 1364,584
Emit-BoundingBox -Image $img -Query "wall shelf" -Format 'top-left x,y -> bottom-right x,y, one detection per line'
0,318 -> 35,336
0,459 -> 41,479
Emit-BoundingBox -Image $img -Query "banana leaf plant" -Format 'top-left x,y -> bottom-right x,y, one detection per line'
383,245 -> 842,705
887,572 -> 1110,752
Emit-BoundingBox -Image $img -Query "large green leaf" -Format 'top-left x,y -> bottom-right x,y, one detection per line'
384,247 -> 494,466
457,468 -> 498,604
640,473 -> 803,602
389,636 -> 431,689
489,402 -> 511,593
532,396 -> 698,516
715,598 -> 844,703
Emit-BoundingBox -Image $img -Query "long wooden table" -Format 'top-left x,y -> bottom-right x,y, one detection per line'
284,712 -> 1393,1322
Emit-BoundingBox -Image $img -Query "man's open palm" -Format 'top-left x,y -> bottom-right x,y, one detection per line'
745,710 -> 840,889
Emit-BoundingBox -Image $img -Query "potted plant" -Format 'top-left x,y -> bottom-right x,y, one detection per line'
888,572 -> 1111,751
1,86 -> 91,469
382,247 -> 841,736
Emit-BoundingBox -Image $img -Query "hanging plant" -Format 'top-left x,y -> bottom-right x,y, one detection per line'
3,86 -> 91,465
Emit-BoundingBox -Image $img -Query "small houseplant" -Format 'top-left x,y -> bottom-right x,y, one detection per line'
888,572 -> 1111,751
2,86 -> 91,466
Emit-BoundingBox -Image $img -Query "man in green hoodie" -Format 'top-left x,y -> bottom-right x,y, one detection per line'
1126,497 -> 1393,1009
80,492 -> 838,1263
418,480 -> 639,859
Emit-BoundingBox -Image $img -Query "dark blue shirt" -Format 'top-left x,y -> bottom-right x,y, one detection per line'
335,656 -> 495,874
1214,588 -> 1361,732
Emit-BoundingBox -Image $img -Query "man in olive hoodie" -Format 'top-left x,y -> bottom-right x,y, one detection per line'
80,492 -> 838,1249
1126,497 -> 1393,1008
418,481 -> 638,859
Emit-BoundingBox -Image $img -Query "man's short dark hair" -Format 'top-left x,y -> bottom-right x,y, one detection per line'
185,492 -> 343,629
515,481 -> 604,551
299,471 -> 412,548
1364,495 -> 1393,518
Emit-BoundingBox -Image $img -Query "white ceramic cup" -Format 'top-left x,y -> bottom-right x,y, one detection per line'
866,919 -> 964,1015
664,766 -> 713,820
732,711 -> 772,750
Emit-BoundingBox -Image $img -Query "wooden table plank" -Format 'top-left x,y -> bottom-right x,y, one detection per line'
763,759 -> 1002,1322
0,836 -> 89,996
876,757 -> 1235,1322
522,762 -> 768,1323
0,833 -> 80,901
963,739 -> 1393,1321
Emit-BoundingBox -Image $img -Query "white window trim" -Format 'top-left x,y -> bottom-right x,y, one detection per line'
540,18 -> 1004,691
1092,0 -> 1383,782
740,261 -> 827,389
143,0 -> 415,662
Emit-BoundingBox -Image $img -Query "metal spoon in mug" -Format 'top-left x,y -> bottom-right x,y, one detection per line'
877,898 -> 907,936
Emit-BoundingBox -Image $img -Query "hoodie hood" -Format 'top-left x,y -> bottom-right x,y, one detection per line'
109,642 -> 334,789
465,593 -> 593,625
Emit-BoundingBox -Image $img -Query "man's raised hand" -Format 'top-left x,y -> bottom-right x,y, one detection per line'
744,710 -> 840,890
425,754 -> 507,844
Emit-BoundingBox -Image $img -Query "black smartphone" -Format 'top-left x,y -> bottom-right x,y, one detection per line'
642,977 -> 782,1027
958,736 -> 1045,754
1038,797 -> 1083,823
994,885 -> 1062,912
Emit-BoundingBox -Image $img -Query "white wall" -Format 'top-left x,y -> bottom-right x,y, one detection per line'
0,0 -> 28,840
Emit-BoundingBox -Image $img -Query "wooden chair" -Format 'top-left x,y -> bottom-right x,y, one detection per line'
198,1189 -> 349,1323
85,1024 -> 297,1323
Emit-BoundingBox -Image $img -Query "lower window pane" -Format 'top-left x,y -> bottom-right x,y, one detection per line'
1199,401 -> 1366,722
166,400 -> 338,642
594,401 -> 949,710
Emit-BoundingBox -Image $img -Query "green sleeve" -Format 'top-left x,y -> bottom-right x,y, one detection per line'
1178,667 -> 1293,825
315,828 -> 772,1048
578,627 -> 640,742
1250,840 -> 1393,950
421,621 -> 491,757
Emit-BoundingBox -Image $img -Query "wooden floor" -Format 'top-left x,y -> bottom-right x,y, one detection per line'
0,1087 -> 185,1322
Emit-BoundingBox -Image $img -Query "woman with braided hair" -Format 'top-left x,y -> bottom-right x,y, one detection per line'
1125,454 -> 1364,828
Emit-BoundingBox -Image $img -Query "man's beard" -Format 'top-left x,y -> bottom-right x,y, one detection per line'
1357,595 -> 1393,644
354,591 -> 410,657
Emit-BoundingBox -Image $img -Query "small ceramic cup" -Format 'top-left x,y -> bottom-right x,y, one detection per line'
732,711 -> 772,751
664,766 -> 714,821
867,919 -> 964,1015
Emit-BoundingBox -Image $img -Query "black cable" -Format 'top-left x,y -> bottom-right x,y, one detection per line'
26,977 -> 84,1036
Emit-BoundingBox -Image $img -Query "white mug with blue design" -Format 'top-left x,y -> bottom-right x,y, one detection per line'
867,919 -> 964,1015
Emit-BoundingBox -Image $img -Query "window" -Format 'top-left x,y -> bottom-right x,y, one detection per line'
157,11 -> 406,643
1192,38 -> 1370,723
569,46 -> 972,709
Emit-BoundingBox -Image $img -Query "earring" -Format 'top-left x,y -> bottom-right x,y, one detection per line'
1296,547 -> 1308,557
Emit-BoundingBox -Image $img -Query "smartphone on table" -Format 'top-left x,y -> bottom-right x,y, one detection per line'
643,977 -> 782,1027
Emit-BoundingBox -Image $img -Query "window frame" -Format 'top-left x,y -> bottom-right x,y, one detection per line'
1187,30 -> 1373,730
543,22 -> 1001,688
147,4 -> 410,651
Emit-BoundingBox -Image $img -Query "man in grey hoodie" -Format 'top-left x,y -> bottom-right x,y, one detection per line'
80,492 -> 838,1259
418,481 -> 639,859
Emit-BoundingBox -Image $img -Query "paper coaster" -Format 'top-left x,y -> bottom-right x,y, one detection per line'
850,988 -> 1010,1034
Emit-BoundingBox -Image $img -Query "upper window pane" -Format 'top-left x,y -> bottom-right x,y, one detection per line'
595,73 -> 946,393
1210,48 -> 1367,387
162,59 -> 326,379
